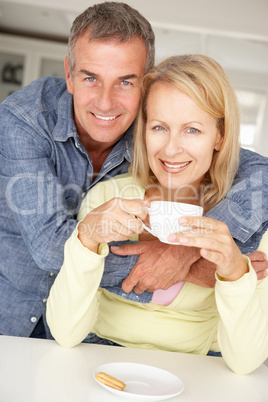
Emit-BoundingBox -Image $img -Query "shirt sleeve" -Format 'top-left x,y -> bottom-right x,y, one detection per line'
206,148 -> 268,252
215,231 -> 268,374
0,107 -> 79,272
46,226 -> 109,347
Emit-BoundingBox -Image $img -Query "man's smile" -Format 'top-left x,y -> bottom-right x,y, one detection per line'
92,113 -> 119,121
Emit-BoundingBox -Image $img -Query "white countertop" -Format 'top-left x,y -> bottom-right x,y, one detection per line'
0,335 -> 267,402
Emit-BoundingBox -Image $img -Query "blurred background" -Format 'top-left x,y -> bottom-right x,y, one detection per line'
0,0 -> 268,156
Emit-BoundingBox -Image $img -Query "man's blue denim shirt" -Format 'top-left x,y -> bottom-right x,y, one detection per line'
0,77 -> 268,337
0,77 -> 132,337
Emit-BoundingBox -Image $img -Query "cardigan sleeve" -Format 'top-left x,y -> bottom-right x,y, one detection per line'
46,226 -> 108,348
215,230 -> 268,374
46,174 -> 142,347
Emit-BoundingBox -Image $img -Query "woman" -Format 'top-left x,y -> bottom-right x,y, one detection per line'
46,55 -> 268,374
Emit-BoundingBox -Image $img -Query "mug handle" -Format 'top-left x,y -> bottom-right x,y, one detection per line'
136,206 -> 154,235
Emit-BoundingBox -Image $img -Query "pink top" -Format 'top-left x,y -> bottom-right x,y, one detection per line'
152,282 -> 185,305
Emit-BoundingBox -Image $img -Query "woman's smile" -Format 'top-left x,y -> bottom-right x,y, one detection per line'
160,159 -> 192,173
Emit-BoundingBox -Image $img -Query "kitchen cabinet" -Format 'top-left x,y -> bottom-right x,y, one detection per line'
0,33 -> 67,102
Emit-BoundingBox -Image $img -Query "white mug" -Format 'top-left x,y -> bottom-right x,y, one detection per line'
140,201 -> 203,244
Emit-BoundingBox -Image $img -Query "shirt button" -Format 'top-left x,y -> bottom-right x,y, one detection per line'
49,273 -> 54,277
31,317 -> 37,323
43,298 -> 47,303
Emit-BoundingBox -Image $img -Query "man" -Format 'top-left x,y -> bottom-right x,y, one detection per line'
0,2 -> 154,339
0,2 -> 267,339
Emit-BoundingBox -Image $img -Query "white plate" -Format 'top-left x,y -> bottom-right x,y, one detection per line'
93,362 -> 184,401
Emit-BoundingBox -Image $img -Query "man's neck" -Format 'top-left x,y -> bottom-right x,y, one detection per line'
78,131 -> 120,178
90,148 -> 113,179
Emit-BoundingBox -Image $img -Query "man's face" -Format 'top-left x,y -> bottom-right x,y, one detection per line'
65,32 -> 147,148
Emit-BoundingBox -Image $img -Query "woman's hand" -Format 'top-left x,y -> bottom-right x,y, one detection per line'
168,216 -> 248,281
77,198 -> 148,253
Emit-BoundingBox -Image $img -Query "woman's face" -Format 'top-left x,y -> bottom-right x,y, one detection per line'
145,82 -> 223,198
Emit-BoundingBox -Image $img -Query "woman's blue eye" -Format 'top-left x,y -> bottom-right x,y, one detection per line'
153,126 -> 165,131
187,128 -> 199,133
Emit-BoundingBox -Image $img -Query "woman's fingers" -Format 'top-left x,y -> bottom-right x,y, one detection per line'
109,215 -> 143,238
178,215 -> 222,231
168,216 -> 228,248
177,231 -> 231,266
167,216 -> 240,272
114,198 -> 148,220
169,216 -> 249,280
81,198 -> 147,245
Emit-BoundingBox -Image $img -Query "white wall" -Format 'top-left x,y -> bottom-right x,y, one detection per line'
1,0 -> 268,156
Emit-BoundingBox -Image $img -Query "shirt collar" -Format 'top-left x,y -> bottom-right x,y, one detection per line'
117,123 -> 134,163
52,90 -> 78,143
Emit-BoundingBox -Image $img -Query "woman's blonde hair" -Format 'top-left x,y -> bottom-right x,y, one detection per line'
130,54 -> 241,210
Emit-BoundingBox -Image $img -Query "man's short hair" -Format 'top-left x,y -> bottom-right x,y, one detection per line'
67,1 -> 155,76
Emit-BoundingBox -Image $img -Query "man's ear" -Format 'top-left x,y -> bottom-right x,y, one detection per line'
64,56 -> 73,95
